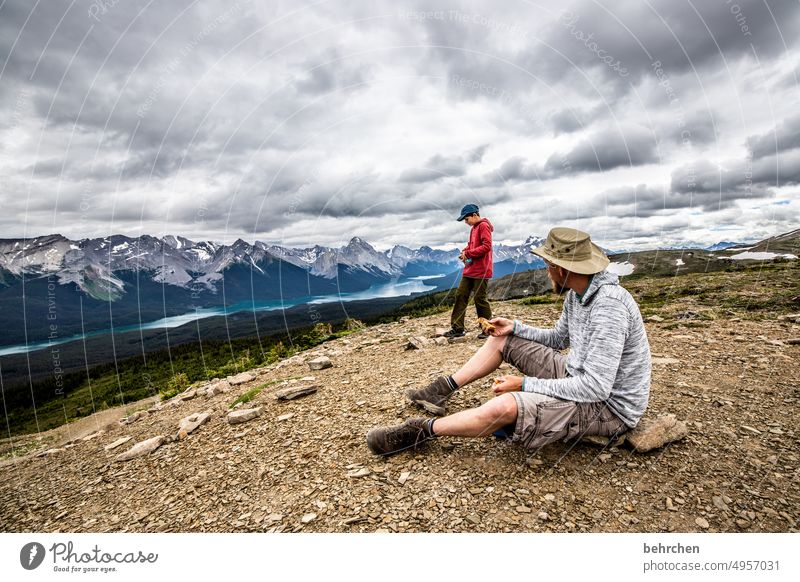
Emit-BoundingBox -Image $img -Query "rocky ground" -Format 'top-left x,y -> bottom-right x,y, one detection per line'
1,284 -> 798,533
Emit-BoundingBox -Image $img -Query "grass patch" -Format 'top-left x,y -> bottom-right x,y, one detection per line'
229,377 -> 292,409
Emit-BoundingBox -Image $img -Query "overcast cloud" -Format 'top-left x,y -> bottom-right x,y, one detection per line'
0,0 -> 798,250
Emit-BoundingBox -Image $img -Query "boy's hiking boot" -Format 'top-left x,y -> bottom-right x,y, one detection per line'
405,376 -> 455,416
443,327 -> 465,338
366,418 -> 434,456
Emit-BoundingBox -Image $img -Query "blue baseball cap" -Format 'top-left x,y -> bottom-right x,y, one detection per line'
456,203 -> 479,221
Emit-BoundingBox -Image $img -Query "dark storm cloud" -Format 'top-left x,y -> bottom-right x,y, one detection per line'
398,144 -> 488,183
746,113 -> 800,159
1,0 -> 798,246
544,124 -> 658,175
532,0 -> 800,87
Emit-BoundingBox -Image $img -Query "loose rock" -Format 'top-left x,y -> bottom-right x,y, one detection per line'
227,407 -> 263,425
307,356 -> 332,370
228,372 -> 256,386
114,436 -> 165,462
626,414 -> 688,452
274,385 -> 318,400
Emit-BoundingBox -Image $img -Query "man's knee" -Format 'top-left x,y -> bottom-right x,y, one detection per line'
479,393 -> 518,426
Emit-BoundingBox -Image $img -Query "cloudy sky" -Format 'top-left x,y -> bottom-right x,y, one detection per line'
1,0 -> 798,251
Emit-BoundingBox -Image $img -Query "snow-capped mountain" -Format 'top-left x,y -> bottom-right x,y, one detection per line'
493,235 -> 546,264
0,232 -> 550,304
704,240 -> 744,251
0,231 -> 546,346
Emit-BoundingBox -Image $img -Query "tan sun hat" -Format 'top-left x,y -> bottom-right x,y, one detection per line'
531,227 -> 610,275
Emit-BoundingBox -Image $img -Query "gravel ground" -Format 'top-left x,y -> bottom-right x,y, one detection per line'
0,300 -> 798,533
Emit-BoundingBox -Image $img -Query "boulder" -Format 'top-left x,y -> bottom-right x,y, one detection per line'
626,414 -> 689,453
307,356 -> 332,370
227,407 -> 263,425
228,372 -> 255,386
114,436 -> 165,462
104,436 -> 132,451
176,411 -> 211,438
274,385 -> 318,401
405,336 -> 432,350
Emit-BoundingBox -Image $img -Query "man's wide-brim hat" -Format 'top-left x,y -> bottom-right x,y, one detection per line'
531,227 -> 610,275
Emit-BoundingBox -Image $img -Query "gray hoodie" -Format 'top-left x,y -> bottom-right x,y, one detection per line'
512,269 -> 651,428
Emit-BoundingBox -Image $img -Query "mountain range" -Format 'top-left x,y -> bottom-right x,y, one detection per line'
0,233 -> 551,345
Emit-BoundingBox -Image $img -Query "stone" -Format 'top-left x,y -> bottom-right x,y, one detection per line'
179,389 -> 197,401
277,413 -> 294,422
515,505 -> 531,513
626,414 -> 688,453
448,335 -> 468,344
104,436 -> 132,451
307,356 -> 332,370
740,425 -> 762,435
398,471 -> 411,485
645,315 -> 665,323
434,327 -> 450,337
122,410 -> 147,424
81,431 -> 105,442
347,468 -> 371,478
301,513 -> 317,524
114,436 -> 165,462
206,380 -> 230,397
405,336 -> 431,350
228,372 -> 256,386
537,511 -> 549,521
434,337 -> 449,346
227,407 -> 263,424
695,517 -> 709,529
786,338 -> 800,345
274,385 -> 318,400
176,411 -> 211,437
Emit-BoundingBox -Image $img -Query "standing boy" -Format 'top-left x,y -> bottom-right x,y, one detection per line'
445,204 -> 494,339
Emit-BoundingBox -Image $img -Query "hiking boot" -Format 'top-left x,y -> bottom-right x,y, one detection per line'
405,376 -> 455,416
366,418 -> 433,456
443,327 -> 465,338
477,331 -> 489,340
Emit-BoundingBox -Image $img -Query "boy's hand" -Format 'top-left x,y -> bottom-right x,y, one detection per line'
488,317 -> 513,336
492,375 -> 523,394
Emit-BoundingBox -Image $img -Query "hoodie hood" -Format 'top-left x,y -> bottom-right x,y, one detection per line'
578,268 -> 619,305
474,218 -> 493,232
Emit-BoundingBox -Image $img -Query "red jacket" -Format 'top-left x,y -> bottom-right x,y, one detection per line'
462,218 -> 493,278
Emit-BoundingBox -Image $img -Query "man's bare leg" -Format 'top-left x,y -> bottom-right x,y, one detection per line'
451,335 -> 506,387
431,393 -> 517,437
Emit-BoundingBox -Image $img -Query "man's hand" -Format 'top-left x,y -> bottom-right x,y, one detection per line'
459,251 -> 467,262
488,317 -> 513,336
492,375 -> 523,395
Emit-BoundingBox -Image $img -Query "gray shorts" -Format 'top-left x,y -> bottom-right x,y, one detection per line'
500,335 -> 627,450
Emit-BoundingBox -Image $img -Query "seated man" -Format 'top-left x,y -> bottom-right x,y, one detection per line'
366,227 -> 652,456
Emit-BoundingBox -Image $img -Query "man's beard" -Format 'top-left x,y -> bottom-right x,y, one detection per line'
548,271 -> 568,296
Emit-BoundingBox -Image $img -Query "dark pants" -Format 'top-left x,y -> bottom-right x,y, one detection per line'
450,276 -> 492,332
